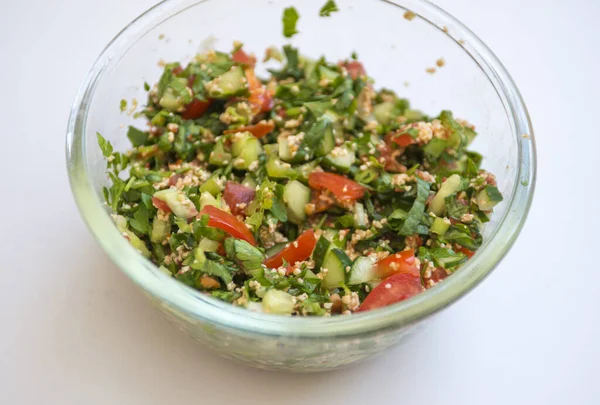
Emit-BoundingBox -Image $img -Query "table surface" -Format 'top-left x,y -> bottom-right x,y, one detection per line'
1,0 -> 599,403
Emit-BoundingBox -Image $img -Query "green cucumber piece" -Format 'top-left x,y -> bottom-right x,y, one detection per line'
150,216 -> 170,243
475,185 -> 503,211
263,143 -> 279,157
353,202 -> 369,229
231,132 -> 254,156
198,237 -> 220,252
199,191 -> 219,210
430,217 -> 450,236
190,247 -> 207,270
429,174 -> 461,216
209,138 -> 232,167
234,137 -> 262,170
348,256 -> 376,285
266,156 -> 298,179
278,137 -> 293,161
297,161 -> 320,183
283,180 -> 311,224
323,145 -> 355,173
373,101 -> 395,125
199,175 -> 223,196
153,189 -> 198,219
262,289 -> 295,315
205,66 -> 248,99
321,247 -> 352,290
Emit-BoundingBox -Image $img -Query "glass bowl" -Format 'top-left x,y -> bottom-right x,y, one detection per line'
66,0 -> 535,371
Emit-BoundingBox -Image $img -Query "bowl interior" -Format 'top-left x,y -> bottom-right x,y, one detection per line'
69,0 -> 534,336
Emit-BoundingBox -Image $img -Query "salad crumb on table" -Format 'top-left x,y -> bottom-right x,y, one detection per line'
97,5 -> 502,316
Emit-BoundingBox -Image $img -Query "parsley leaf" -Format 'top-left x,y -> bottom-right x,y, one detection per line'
319,0 -> 339,17
97,132 -> 113,158
282,7 -> 300,38
224,238 -> 265,275
119,99 -> 127,112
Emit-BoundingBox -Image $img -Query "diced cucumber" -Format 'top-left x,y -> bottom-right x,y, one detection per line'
266,156 -> 297,179
263,143 -> 279,157
231,132 -> 254,157
435,255 -> 465,270
153,189 -> 198,219
323,145 -> 355,173
241,174 -> 257,189
322,229 -> 347,248
353,202 -> 369,229
234,137 -> 262,170
123,229 -> 151,258
190,247 -> 207,270
319,65 -> 340,82
209,138 -> 232,166
430,217 -> 450,236
158,88 -> 185,112
429,174 -> 461,216
278,137 -> 293,161
423,137 -> 447,159
321,247 -> 352,290
404,109 -> 425,121
297,161 -> 320,183
150,216 -> 171,243
199,191 -> 218,210
312,235 -> 331,271
475,185 -> 503,211
199,175 -> 223,196
198,237 -> 220,252
262,289 -> 295,315
347,256 -> 376,285
315,124 -> 335,157
205,66 -> 248,99
265,242 -> 287,257
283,180 -> 311,224
373,101 -> 395,125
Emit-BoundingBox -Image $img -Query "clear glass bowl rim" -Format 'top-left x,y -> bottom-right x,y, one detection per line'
66,0 -> 536,338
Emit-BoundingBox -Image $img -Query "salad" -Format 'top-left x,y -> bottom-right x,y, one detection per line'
97,4 -> 502,316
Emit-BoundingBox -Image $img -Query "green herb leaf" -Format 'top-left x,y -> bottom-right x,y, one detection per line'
204,260 -> 234,284
224,238 -> 265,275
282,7 -> 300,38
319,0 -> 339,17
127,126 -> 149,147
97,132 -> 113,158
270,184 -> 288,222
398,178 -> 430,236
119,99 -> 127,112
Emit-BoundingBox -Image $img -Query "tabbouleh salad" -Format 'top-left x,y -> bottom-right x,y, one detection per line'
97,4 -> 503,316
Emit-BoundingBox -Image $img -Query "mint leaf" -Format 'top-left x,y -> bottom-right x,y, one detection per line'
127,126 -> 148,147
319,0 -> 339,17
282,7 -> 300,38
398,178 -> 430,236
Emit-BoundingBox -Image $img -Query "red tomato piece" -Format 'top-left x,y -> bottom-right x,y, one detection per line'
358,273 -> 423,312
152,196 -> 171,213
198,205 -> 256,246
245,68 -> 273,114
378,143 -> 406,173
223,181 -> 256,216
340,60 -> 366,80
391,133 -> 415,148
375,249 -> 420,278
223,121 -> 275,139
308,172 -> 366,201
456,246 -> 475,258
264,230 -> 317,269
181,98 -> 212,120
232,49 -> 257,67
171,65 -> 184,75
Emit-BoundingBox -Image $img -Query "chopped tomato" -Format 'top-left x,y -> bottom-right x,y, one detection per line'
152,196 -> 171,213
245,68 -> 273,114
223,181 -> 255,216
425,267 -> 449,284
308,172 -> 366,201
375,249 -> 420,278
456,246 -> 475,258
264,230 -> 317,269
198,205 -> 256,246
181,98 -> 212,120
391,133 -> 415,148
223,121 -> 275,139
340,60 -> 366,80
358,273 -> 423,312
309,189 -> 336,214
172,65 -> 184,75
378,143 -> 406,173
232,49 -> 256,67
168,174 -> 183,187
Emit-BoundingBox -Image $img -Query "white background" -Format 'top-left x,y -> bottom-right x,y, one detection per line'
1,0 -> 599,403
